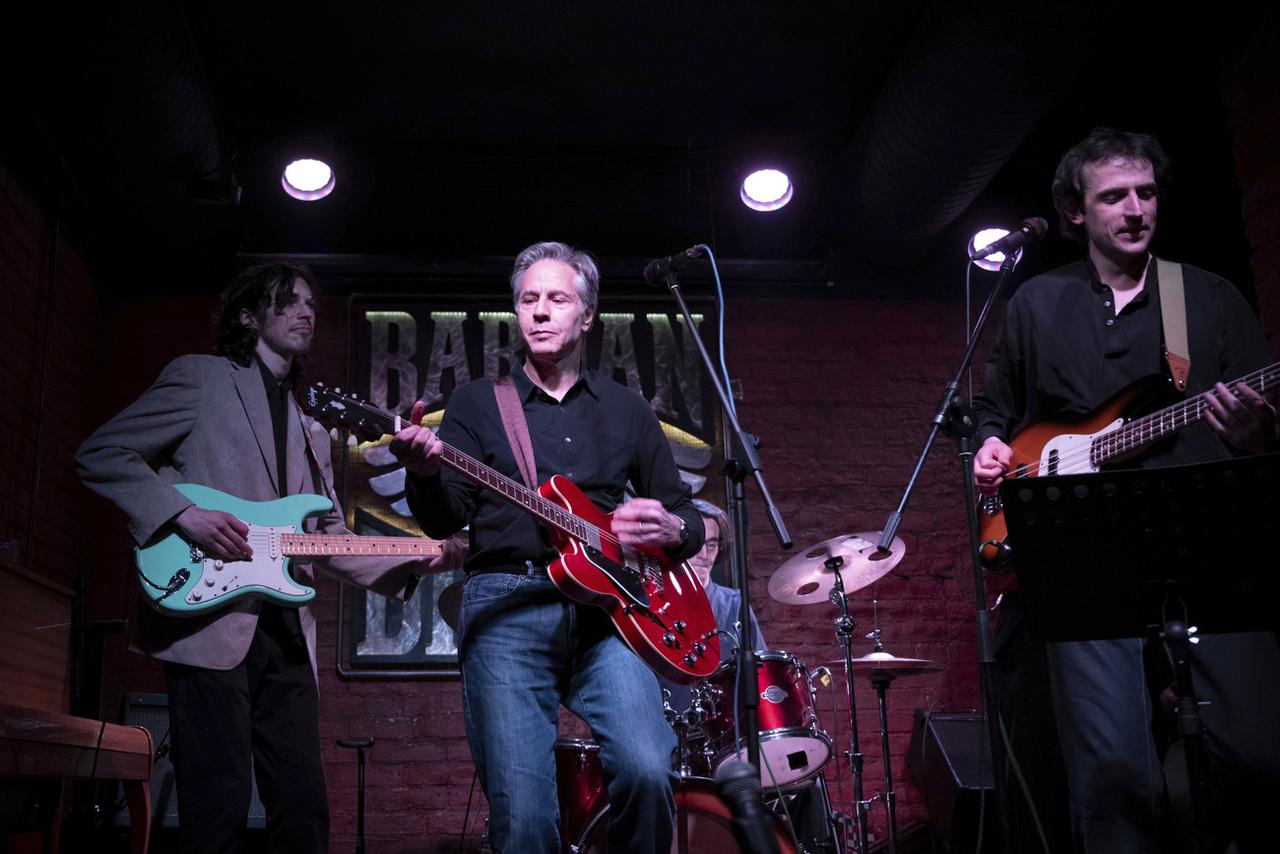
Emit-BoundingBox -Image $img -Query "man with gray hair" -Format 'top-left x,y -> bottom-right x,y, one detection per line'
391,241 -> 703,852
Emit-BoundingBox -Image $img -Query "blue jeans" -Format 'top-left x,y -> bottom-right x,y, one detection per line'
1047,633 -> 1280,853
458,569 -> 678,854
1047,638 -> 1164,853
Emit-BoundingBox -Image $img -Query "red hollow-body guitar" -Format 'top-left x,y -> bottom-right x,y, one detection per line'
978,361 -> 1280,570
304,384 -> 721,683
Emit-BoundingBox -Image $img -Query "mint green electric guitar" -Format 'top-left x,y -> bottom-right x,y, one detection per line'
135,483 -> 441,615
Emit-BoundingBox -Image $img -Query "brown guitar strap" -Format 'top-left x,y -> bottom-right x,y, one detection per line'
492,376 -> 538,490
1156,258 -> 1191,392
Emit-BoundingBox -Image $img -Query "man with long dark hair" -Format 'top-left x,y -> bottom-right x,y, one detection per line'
973,129 -> 1279,852
77,263 -> 439,853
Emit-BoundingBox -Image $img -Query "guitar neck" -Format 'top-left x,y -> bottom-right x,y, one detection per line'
1093,362 -> 1280,464
280,534 -> 443,558
368,409 -> 600,544
436,444 -> 597,542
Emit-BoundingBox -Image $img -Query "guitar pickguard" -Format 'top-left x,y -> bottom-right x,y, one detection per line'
1040,417 -> 1122,476
183,524 -> 312,608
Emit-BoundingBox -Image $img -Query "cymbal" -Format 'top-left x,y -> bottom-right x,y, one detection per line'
825,650 -> 940,679
437,579 -> 464,632
768,531 -> 905,605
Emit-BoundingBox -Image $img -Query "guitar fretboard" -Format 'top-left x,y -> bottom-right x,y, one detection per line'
1091,363 -> 1279,465
280,534 -> 443,557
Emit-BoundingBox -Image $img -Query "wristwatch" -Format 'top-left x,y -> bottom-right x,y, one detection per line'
677,517 -> 689,543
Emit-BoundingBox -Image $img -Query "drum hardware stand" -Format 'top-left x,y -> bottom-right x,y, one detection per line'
864,617 -> 900,854
827,556 -> 870,854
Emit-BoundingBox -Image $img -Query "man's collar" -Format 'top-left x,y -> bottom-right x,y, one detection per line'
1086,253 -> 1154,298
255,354 -> 293,391
511,360 -> 598,401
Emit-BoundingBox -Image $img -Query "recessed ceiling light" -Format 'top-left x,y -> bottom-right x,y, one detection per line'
740,169 -> 793,212
282,158 -> 335,201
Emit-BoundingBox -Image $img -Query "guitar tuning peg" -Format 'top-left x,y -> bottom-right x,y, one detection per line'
347,434 -> 358,447
334,387 -> 342,394
329,427 -> 340,441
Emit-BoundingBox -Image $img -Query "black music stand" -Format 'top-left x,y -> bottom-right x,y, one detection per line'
999,451 -> 1280,849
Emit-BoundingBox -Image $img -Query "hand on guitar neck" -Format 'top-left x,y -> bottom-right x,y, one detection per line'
1204,380 -> 1277,454
389,400 -> 444,478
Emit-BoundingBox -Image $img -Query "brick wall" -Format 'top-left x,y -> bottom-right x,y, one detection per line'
1224,12 -> 1280,358
0,159 -> 102,712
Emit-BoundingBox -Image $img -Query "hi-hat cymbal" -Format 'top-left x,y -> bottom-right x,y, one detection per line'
768,532 -> 905,606
437,579 -> 464,632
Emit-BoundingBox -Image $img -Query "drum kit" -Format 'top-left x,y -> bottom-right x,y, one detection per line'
466,528 -> 937,854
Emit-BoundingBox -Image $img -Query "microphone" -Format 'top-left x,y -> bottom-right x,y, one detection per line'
970,216 -> 1048,259
643,245 -> 705,284
714,761 -> 781,854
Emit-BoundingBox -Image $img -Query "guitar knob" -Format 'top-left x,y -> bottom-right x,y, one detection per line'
662,632 -> 677,648
213,560 -> 224,570
673,620 -> 687,634
684,652 -> 697,666
204,577 -> 215,587
693,642 -> 706,656
190,591 -> 202,601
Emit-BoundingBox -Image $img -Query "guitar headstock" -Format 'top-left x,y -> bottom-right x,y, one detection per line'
302,383 -> 397,442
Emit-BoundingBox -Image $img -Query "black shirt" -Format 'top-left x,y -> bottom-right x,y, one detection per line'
973,257 -> 1273,468
256,356 -> 294,496
406,363 -> 704,571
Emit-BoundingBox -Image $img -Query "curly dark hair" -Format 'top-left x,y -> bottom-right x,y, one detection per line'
214,263 -> 318,366
1051,127 -> 1172,242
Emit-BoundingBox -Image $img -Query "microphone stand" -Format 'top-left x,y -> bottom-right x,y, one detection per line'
657,268 -> 792,777
872,253 -> 1020,854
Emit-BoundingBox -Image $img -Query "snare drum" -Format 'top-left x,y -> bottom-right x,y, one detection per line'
700,649 -> 832,789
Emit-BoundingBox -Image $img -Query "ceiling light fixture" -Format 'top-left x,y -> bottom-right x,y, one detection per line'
282,158 -> 335,201
740,169 -> 792,212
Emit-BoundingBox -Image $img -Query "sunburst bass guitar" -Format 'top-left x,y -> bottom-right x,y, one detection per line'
301,383 -> 721,684
978,361 -> 1279,569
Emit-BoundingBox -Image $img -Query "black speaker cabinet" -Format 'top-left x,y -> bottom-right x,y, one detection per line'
906,710 -> 995,853
115,692 -> 266,829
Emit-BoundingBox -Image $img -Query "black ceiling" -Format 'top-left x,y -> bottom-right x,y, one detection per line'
4,2 -> 1272,298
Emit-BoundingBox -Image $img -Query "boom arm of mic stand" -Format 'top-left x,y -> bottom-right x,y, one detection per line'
872,256 -> 1020,853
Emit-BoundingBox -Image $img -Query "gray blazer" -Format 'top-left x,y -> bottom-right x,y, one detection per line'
76,354 -> 417,675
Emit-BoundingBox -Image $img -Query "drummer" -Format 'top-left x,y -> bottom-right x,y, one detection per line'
658,499 -> 766,711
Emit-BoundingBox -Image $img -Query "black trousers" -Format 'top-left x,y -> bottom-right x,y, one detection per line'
163,605 -> 328,854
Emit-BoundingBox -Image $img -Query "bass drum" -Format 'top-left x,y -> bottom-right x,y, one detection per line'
574,777 -> 796,854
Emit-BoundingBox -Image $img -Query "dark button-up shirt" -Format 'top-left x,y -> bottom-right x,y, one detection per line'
256,356 -> 294,497
974,257 -> 1273,468
406,363 -> 703,571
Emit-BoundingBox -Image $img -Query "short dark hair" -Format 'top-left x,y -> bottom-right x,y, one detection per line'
1051,127 -> 1172,241
214,263 -> 318,366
